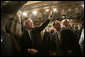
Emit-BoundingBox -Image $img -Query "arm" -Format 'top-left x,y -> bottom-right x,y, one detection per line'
38,12 -> 54,31
38,19 -> 50,31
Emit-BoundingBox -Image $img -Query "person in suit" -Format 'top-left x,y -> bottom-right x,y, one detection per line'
60,19 -> 81,56
19,14 -> 54,56
53,20 -> 62,47
50,20 -> 63,56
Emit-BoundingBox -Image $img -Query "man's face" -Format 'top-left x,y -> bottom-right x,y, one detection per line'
26,19 -> 34,30
63,20 -> 69,27
54,22 -> 61,31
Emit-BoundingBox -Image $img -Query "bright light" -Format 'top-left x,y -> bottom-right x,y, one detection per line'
82,4 -> 84,8
1,39 -> 3,42
32,10 -> 38,15
62,16 -> 65,19
22,12 -> 27,17
62,9 -> 64,12
53,8 -> 57,12
45,9 -> 49,12
68,9 -> 71,11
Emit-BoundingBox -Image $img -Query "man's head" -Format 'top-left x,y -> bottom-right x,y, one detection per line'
62,19 -> 69,28
53,20 -> 61,31
25,18 -> 34,30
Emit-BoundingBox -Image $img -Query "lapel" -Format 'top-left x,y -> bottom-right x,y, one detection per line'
27,30 -> 34,45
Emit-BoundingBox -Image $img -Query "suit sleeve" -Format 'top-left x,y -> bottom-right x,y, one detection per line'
38,19 -> 50,31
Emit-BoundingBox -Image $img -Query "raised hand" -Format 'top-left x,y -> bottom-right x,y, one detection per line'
48,11 -> 54,20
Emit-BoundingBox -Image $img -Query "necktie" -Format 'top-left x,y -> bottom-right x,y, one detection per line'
58,32 -> 62,45
28,31 -> 34,44
29,32 -> 31,39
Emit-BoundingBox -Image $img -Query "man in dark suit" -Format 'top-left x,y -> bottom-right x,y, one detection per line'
61,19 -> 81,56
19,14 -> 53,56
50,20 -> 63,56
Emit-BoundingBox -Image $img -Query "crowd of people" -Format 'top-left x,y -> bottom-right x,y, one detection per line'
1,1 -> 84,56
39,19 -> 84,56
1,13 -> 84,56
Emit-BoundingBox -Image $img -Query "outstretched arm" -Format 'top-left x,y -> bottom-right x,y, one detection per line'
38,12 -> 54,31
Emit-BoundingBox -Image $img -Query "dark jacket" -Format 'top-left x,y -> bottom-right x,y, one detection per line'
61,28 -> 81,56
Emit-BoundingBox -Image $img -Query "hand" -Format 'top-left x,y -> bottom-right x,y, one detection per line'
48,11 -> 54,20
28,49 -> 38,54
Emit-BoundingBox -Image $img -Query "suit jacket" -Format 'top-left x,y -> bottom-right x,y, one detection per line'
50,31 -> 60,51
60,28 -> 81,56
20,19 -> 50,56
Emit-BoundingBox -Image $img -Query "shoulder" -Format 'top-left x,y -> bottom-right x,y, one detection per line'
60,28 -> 73,36
32,27 -> 40,32
22,29 -> 28,37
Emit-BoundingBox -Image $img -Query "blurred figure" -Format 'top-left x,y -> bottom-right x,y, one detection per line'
61,19 -> 81,56
79,21 -> 84,56
1,1 -> 28,56
1,24 -> 21,56
79,28 -> 84,56
1,29 -> 15,56
74,25 -> 81,41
